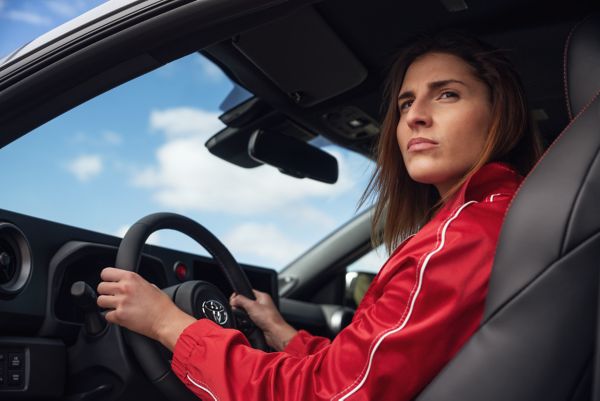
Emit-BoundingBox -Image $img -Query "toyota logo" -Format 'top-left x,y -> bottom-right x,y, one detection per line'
201,300 -> 228,326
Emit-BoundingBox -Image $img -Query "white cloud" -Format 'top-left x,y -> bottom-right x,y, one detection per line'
291,206 -> 337,231
44,0 -> 79,17
102,131 -> 122,145
149,107 -> 224,139
4,9 -> 52,26
66,154 -> 103,182
196,57 -> 225,82
71,131 -> 88,143
133,136 -> 354,214
68,131 -> 122,146
116,225 -> 161,246
134,106 -> 356,214
224,223 -> 305,266
45,0 -> 96,18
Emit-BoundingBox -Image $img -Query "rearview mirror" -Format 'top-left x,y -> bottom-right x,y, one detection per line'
248,130 -> 338,184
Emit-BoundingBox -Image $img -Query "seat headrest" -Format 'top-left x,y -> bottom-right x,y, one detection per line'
565,14 -> 600,119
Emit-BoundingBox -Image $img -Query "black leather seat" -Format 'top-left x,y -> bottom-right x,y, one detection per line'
416,15 -> 600,401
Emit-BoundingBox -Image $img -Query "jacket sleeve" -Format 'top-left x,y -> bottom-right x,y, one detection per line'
170,201 -> 503,401
283,330 -> 331,357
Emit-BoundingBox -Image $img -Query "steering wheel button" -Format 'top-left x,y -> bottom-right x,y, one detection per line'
8,353 -> 23,369
7,370 -> 23,386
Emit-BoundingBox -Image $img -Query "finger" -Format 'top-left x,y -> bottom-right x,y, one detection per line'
100,267 -> 128,282
97,281 -> 120,295
103,309 -> 119,325
229,293 -> 241,306
252,290 -> 272,303
97,294 -> 118,309
230,293 -> 254,309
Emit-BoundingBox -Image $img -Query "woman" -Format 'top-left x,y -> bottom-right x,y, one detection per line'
97,33 -> 542,401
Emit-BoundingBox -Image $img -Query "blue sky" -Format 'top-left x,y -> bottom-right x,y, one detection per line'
0,0 -> 377,270
0,0 -> 108,58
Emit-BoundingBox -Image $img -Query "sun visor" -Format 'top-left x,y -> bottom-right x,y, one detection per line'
232,6 -> 367,107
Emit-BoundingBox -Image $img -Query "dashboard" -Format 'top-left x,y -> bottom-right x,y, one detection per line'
0,208 -> 278,399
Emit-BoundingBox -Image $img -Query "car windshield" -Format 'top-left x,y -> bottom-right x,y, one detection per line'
0,52 -> 375,271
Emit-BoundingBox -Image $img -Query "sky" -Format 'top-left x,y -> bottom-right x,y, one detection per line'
0,0 -> 108,58
0,0 -> 385,271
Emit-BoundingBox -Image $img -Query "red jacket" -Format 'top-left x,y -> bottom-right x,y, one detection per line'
171,162 -> 523,401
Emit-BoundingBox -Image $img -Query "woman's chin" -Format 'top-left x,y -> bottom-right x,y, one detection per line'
406,167 -> 448,186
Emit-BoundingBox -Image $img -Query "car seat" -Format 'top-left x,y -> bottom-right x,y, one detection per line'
415,14 -> 600,401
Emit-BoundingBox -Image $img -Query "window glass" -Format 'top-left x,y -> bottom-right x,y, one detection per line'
347,245 -> 389,274
1,53 -> 375,271
0,0 -> 107,59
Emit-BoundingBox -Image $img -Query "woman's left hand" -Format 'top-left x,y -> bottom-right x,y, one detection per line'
97,267 -> 195,350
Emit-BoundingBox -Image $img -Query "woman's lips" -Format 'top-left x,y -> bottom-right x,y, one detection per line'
407,137 -> 439,152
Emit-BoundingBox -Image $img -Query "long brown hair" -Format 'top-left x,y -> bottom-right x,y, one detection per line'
363,32 -> 543,253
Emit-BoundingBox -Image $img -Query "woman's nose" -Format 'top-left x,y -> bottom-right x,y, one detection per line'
406,100 -> 432,130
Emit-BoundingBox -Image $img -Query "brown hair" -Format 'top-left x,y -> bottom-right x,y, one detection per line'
363,32 -> 543,253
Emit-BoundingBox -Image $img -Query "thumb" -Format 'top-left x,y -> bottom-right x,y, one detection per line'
230,292 -> 254,310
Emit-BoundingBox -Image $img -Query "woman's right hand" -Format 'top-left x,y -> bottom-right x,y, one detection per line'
230,289 -> 298,351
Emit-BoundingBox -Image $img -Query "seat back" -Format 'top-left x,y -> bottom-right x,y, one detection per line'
416,15 -> 600,401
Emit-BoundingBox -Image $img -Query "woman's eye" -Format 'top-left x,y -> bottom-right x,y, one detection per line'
439,91 -> 458,100
399,100 -> 413,111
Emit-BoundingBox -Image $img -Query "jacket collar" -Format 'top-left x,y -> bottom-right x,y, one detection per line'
441,162 -> 523,214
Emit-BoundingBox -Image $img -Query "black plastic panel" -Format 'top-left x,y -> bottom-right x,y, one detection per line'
50,242 -> 167,325
0,337 -> 65,399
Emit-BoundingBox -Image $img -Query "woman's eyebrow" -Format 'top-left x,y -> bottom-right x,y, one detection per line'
397,79 -> 467,100
429,79 -> 466,90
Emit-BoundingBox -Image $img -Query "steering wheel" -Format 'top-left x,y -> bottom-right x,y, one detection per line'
114,212 -> 268,400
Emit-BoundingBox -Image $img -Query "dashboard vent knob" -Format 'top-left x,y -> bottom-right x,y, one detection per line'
0,223 -> 32,297
0,248 -> 16,284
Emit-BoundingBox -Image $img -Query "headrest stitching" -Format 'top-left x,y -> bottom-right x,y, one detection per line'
562,16 -> 592,121
563,24 -> 577,120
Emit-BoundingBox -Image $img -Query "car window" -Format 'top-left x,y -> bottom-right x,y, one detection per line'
0,0 -> 107,59
346,245 -> 388,275
0,52 -> 375,271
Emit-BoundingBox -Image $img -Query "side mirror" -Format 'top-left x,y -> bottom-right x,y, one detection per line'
345,271 -> 375,307
248,130 -> 338,184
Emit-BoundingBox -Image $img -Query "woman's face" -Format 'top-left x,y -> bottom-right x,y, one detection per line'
396,52 -> 492,198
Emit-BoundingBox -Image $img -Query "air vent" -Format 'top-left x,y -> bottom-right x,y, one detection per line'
0,223 -> 32,297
